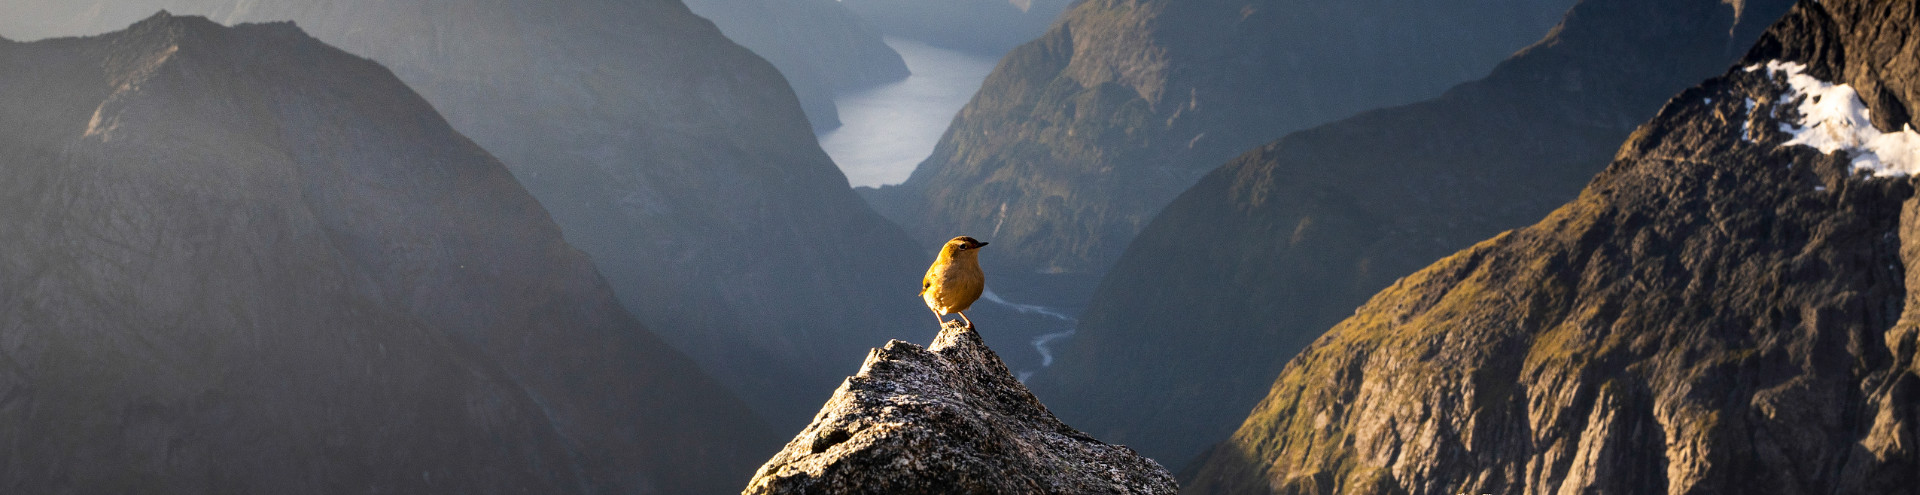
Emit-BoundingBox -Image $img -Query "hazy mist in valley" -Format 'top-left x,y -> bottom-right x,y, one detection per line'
6,0 -> 1896,493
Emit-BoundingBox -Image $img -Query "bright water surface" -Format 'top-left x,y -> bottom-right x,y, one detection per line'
819,37 -> 999,188
819,38 -> 1079,379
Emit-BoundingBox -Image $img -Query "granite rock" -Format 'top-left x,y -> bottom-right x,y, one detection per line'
746,322 -> 1177,494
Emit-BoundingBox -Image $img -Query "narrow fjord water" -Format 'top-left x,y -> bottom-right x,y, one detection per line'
819,37 -> 998,188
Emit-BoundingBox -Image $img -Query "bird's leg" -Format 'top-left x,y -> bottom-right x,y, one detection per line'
931,308 -> 948,326
957,312 -> 973,329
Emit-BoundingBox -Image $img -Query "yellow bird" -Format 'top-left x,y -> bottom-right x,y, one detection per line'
921,236 -> 988,328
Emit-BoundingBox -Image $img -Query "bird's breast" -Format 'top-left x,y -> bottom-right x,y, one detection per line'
924,258 -> 985,313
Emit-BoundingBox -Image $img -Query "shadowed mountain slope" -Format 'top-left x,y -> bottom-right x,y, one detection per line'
838,0 -> 1074,55
0,0 -> 933,433
682,0 -> 908,130
861,0 -> 1572,278
1187,0 -> 1920,492
0,14 -> 771,493
0,0 -> 910,132
1027,0 -> 1798,471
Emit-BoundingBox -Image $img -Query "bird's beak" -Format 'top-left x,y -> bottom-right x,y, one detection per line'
977,242 -> 989,248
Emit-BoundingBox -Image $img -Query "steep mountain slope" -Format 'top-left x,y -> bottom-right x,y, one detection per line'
0,0 -> 934,431
681,0 -> 908,130
838,0 -> 1073,54
1186,0 -> 1920,492
0,14 -> 770,493
861,0 -> 1572,277
1027,0 -> 1798,470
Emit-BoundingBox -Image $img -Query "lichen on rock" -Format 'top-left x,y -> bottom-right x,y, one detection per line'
743,321 -> 1177,494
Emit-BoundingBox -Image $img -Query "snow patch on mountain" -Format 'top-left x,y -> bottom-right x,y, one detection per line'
1748,60 -> 1920,177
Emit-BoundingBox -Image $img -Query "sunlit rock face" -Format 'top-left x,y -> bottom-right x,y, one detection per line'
0,0 -> 935,433
745,321 -> 1178,494
860,0 -> 1574,279
0,14 -> 772,493
1027,0 -> 1797,472
1185,0 -> 1920,492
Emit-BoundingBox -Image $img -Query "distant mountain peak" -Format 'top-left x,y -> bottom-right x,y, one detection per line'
865,0 -> 1580,276
0,14 -> 772,493
1031,0 -> 1800,472
124,9 -> 213,35
1180,0 -> 1920,491
102,11 -> 309,70
0,0 -> 938,437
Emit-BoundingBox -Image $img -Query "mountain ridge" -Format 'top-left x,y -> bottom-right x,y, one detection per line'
0,13 -> 772,493
683,0 -> 909,130
0,0 -> 938,433
839,0 -> 1073,54
862,0 -> 1573,277
1027,0 -> 1798,471
1185,0 -> 1920,491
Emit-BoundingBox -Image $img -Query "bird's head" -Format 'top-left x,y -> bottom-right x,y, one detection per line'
943,236 -> 988,256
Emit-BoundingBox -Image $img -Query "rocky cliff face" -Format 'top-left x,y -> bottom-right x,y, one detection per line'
861,0 -> 1572,277
838,0 -> 1073,54
681,0 -> 908,130
0,13 -> 771,493
1027,0 -> 1798,471
745,321 -> 1178,494
1185,0 -> 1920,492
0,0 -> 935,432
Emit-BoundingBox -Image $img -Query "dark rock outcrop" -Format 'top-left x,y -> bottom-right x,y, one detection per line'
682,0 -> 909,130
1028,0 -> 1797,471
861,0 -> 1572,277
0,13 -> 770,493
744,322 -> 1178,494
1186,0 -> 1920,492
0,0 -> 935,432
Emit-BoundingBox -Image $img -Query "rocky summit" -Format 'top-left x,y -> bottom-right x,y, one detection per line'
1186,0 -> 1920,492
744,321 -> 1177,495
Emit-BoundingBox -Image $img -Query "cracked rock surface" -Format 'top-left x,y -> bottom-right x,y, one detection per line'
745,321 -> 1177,494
